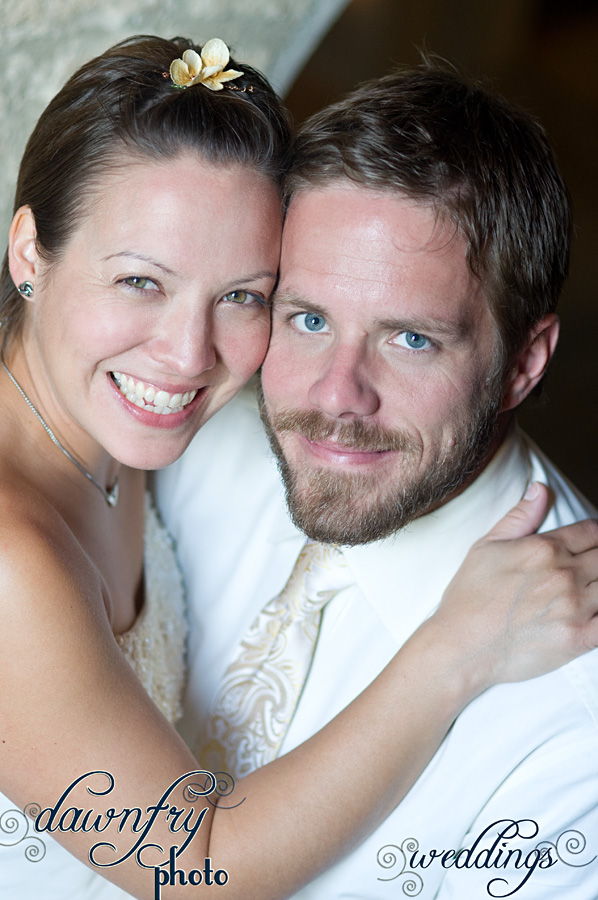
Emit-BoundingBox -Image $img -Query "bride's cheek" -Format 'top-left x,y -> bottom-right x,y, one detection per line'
222,315 -> 272,381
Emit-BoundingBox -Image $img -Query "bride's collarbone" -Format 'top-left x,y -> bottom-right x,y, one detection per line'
0,466 -> 146,638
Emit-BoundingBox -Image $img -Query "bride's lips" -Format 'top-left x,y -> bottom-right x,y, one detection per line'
109,371 -> 205,426
296,433 -> 395,466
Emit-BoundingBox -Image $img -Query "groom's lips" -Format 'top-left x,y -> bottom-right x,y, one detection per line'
296,433 -> 395,466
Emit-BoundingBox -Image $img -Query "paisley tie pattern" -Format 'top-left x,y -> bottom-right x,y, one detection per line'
199,542 -> 354,780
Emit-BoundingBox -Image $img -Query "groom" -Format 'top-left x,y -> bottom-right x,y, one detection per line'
158,62 -> 598,898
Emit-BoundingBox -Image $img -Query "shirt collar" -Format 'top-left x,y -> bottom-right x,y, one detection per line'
269,426 -> 532,643
343,425 -> 532,642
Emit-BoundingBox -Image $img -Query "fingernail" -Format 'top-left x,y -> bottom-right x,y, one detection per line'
523,482 -> 540,500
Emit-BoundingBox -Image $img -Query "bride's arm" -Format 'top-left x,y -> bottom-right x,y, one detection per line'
0,485 -> 596,900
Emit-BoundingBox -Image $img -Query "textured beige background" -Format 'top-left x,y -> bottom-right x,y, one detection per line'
0,0 -> 349,236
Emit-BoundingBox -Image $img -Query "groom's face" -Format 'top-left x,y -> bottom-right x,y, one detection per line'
259,182 -> 504,545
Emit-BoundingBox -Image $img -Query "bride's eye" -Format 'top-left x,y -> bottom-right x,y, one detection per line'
120,276 -> 159,292
222,290 -> 265,306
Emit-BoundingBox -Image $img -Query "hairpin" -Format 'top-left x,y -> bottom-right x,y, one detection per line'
169,39 -> 242,92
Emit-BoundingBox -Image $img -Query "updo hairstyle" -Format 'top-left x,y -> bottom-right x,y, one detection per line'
0,34 -> 292,340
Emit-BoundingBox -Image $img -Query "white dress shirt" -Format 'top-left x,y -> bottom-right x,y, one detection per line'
156,389 -> 598,899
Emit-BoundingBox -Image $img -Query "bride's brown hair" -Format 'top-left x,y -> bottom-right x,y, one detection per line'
0,34 -> 291,341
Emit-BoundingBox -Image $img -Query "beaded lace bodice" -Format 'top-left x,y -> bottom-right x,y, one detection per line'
115,496 -> 186,724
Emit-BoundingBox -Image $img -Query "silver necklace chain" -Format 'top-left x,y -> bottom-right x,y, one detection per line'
1,348 -> 119,507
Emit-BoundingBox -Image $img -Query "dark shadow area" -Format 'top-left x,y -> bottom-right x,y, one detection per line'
285,0 -> 598,505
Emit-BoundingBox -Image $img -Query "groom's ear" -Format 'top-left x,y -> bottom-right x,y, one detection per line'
500,314 -> 560,412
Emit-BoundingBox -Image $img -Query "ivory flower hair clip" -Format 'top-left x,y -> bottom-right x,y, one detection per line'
169,39 -> 243,91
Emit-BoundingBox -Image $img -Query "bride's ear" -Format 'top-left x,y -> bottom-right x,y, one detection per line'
8,206 -> 38,299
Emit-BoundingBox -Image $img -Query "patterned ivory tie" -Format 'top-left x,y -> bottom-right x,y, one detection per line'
199,542 -> 354,780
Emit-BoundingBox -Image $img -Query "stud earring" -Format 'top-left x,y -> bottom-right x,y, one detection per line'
17,281 -> 34,298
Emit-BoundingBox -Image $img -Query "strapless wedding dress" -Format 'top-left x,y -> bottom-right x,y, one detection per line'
0,498 -> 187,898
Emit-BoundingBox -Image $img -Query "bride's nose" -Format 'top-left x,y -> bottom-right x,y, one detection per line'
149,300 -> 217,378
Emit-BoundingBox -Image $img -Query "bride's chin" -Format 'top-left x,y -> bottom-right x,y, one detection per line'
106,437 -> 197,472
100,390 -> 210,469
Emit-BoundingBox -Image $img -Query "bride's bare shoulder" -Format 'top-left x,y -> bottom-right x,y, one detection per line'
0,478 -> 101,619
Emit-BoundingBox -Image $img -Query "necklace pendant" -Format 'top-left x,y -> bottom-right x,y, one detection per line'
106,480 -> 120,508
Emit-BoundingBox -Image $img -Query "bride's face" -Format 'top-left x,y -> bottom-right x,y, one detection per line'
14,154 -> 282,469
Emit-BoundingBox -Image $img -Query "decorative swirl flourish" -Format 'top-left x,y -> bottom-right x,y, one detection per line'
207,772 -> 246,810
24,840 -> 45,862
0,808 -> 46,862
402,876 -> 425,897
183,772 -> 215,803
377,840 -> 424,896
377,843 -> 404,877
401,838 -> 420,856
537,829 -> 597,869
24,803 -> 41,819
0,810 -> 25,840
184,773 -> 245,810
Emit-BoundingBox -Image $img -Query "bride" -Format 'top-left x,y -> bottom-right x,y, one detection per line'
0,34 -> 596,900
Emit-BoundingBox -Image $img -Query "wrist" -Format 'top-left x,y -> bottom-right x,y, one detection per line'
405,616 -> 493,714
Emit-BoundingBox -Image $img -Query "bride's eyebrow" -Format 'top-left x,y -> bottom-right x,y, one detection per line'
103,254 -> 278,289
102,251 -> 178,277
233,269 -> 279,284
216,270 -> 278,298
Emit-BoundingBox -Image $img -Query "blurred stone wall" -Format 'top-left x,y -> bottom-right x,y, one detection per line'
0,0 -> 349,239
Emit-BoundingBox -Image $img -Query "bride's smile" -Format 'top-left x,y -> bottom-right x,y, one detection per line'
111,371 -> 199,414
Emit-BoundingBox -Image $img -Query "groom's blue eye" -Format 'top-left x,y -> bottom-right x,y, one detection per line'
392,331 -> 432,351
293,313 -> 330,333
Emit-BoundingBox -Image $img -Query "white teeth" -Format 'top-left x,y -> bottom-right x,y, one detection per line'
112,372 -> 198,416
154,390 -> 170,408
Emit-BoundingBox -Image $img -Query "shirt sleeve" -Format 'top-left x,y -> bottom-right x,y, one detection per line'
434,705 -> 598,898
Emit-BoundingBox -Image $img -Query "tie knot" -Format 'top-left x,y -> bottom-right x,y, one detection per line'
281,541 -> 354,617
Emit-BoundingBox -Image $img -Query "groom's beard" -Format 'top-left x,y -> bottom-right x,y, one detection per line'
257,376 -> 503,546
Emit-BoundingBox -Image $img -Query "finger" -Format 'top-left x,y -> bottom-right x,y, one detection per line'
575,548 -> 598,588
541,517 -> 598,557
484,482 -> 550,542
579,613 -> 598,650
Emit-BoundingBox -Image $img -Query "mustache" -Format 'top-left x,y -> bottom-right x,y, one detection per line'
265,407 -> 420,455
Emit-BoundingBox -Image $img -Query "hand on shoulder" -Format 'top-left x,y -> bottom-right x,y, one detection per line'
428,482 -> 598,695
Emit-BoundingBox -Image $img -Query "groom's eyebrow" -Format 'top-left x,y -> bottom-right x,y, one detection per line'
271,288 -> 318,311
